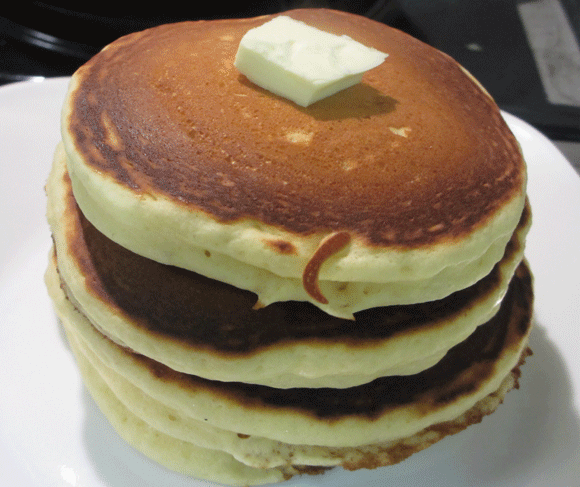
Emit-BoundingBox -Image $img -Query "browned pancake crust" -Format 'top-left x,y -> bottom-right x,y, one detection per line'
340,347 -> 532,470
59,158 -> 531,355
59,259 -> 533,421
140,262 -> 533,420
66,9 -> 525,247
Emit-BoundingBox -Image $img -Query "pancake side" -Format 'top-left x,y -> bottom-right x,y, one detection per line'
65,317 -> 530,476
48,144 -> 531,387
46,251 -> 533,447
63,328 -> 294,486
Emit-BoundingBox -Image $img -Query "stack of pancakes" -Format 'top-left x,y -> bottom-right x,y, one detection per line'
45,9 -> 533,486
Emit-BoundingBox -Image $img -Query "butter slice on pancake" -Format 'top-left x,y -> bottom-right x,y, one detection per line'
60,9 -> 527,318
45,8 -> 534,485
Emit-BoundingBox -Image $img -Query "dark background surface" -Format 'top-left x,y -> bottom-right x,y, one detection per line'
1,0 -> 579,142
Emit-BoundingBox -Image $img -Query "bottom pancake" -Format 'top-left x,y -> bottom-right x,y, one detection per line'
46,250 -> 533,485
66,324 -> 529,485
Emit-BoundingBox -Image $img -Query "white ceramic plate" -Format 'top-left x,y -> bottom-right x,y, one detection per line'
1,77 -> 579,487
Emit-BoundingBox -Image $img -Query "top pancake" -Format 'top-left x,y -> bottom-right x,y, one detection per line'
61,9 -> 527,303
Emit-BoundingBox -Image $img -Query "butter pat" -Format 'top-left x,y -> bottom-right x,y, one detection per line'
234,16 -> 387,107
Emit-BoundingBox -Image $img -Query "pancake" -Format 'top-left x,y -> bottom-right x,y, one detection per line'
64,323 -> 528,483
66,317 -> 530,476
47,142 -> 531,388
65,326 -> 295,486
60,9 -> 527,317
45,8 -> 534,484
46,249 -> 533,475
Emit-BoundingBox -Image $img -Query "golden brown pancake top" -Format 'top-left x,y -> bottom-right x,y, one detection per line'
66,9 -> 525,247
